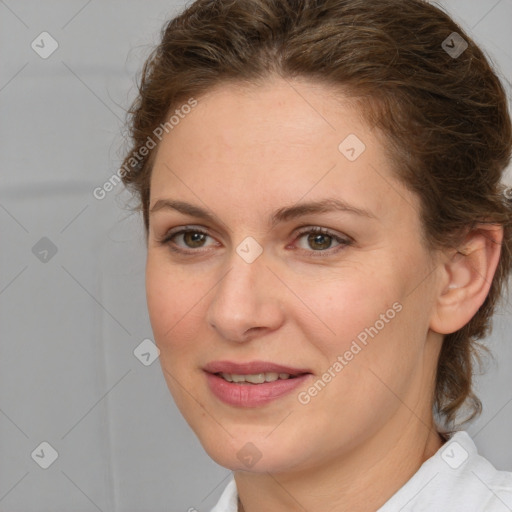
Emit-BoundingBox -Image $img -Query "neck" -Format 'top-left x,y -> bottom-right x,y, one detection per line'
235,418 -> 444,512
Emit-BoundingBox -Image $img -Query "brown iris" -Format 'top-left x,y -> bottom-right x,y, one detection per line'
183,231 -> 207,248
307,233 -> 333,250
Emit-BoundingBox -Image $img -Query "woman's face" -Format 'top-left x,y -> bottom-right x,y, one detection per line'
146,78 -> 443,473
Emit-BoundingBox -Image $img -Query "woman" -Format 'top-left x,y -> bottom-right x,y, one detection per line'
121,0 -> 512,510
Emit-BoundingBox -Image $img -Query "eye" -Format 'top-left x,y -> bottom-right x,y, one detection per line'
157,226 -> 219,252
293,227 -> 352,254
157,225 -> 352,257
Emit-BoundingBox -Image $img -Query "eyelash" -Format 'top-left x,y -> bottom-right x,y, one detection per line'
293,227 -> 353,256
157,225 -> 353,258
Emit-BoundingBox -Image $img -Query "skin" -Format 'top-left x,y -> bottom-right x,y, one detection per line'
145,77 -> 503,512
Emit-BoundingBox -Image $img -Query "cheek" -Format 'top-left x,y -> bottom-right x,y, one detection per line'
310,267 -> 431,391
293,260 -> 428,395
145,257 -> 207,413
295,270 -> 403,348
145,256 -> 202,351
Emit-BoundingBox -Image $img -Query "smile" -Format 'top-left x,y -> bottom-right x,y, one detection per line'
218,372 -> 294,383
203,361 -> 313,407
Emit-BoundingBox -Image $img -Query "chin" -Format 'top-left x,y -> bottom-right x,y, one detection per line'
193,427 -> 310,474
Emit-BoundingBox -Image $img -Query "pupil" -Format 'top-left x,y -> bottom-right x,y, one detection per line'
185,232 -> 205,247
308,233 -> 331,250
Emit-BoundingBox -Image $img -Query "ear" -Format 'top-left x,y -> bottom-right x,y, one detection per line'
430,224 -> 503,335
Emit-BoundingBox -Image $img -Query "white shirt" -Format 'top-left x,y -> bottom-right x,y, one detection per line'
210,431 -> 512,511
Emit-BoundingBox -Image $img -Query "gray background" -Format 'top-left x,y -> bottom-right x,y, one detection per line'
0,1 -> 511,510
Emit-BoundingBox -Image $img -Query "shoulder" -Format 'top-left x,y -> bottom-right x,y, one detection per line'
210,433 -> 512,512
379,431 -> 512,511
451,431 -> 512,510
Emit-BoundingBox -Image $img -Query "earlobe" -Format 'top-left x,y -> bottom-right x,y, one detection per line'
430,225 -> 503,335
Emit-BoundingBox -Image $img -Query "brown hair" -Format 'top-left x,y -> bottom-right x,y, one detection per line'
121,0 -> 512,428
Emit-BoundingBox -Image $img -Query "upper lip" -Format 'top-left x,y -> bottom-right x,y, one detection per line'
203,360 -> 311,376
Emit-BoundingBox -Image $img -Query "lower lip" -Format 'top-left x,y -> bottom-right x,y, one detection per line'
205,372 -> 311,407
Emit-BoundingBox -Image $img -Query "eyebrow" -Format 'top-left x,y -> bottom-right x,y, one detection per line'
149,197 -> 376,228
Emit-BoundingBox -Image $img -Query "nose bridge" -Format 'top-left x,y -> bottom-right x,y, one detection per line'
206,247 -> 282,341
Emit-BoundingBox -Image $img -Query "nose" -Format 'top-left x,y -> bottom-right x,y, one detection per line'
206,251 -> 285,343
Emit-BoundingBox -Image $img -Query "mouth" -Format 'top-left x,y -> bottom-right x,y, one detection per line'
203,360 -> 313,407
203,360 -> 311,380
214,371 -> 301,384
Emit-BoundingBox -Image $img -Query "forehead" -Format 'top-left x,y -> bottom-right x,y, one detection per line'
155,79 -> 360,159
149,78 -> 413,224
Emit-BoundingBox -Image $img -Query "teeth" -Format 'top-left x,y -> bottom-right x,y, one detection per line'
219,372 -> 292,383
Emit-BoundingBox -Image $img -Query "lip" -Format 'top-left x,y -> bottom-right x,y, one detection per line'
203,360 -> 313,408
203,360 -> 311,376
